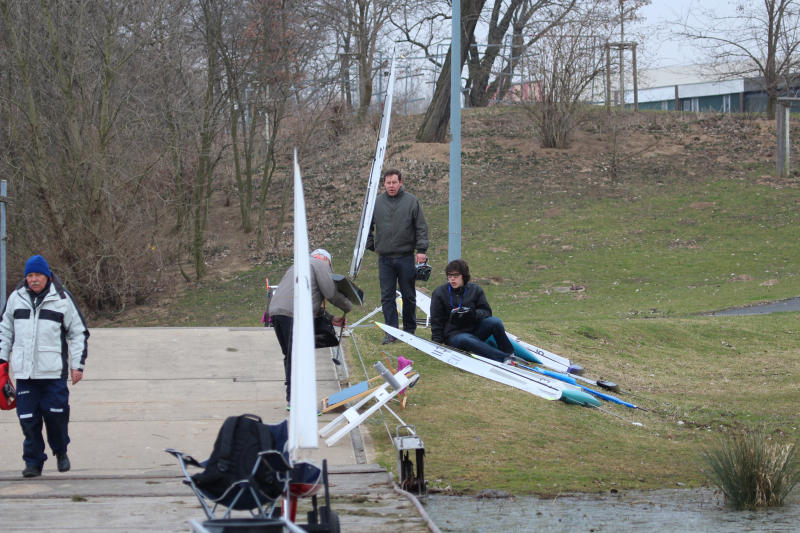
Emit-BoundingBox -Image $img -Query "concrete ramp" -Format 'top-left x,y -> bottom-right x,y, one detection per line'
0,327 -> 432,531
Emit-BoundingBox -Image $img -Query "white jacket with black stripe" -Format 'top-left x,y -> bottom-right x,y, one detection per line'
0,276 -> 89,380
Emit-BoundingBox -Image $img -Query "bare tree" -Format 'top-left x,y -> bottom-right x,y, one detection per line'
675,0 -> 800,119
141,0 -> 227,282
317,0 -> 394,121
520,3 -> 612,148
390,1 -> 450,61
311,3 -> 357,110
177,0 -> 229,280
0,0 -> 344,309
466,0 -> 578,107
251,0 -> 329,248
412,0 -> 578,142
0,0 -> 171,310
216,0 -> 261,234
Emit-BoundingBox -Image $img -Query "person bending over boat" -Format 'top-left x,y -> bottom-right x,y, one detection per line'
429,259 -> 514,363
269,249 -> 352,403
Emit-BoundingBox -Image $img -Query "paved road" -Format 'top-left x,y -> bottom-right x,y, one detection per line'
0,327 -> 432,532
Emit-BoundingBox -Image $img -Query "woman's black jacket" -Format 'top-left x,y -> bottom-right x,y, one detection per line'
430,282 -> 493,344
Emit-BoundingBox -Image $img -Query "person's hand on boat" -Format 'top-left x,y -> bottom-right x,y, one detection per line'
332,315 -> 346,327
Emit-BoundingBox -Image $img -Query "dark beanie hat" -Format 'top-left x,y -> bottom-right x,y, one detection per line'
24,255 -> 51,278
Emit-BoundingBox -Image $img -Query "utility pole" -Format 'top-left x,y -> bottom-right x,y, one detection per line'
1,181 -> 7,311
605,41 -> 638,111
449,0 -> 462,261
619,0 -> 625,108
606,0 -> 638,111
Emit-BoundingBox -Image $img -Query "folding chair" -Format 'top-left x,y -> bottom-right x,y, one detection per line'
165,419 -> 292,521
167,418 -> 340,532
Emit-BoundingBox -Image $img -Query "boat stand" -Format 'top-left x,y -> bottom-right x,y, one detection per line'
394,425 -> 426,495
319,363 -> 419,446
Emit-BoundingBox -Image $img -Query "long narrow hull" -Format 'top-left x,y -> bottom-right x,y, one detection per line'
504,331 -> 582,375
349,54 -> 397,279
412,290 -> 627,397
376,323 -> 600,406
469,352 -> 601,407
288,150 -> 318,454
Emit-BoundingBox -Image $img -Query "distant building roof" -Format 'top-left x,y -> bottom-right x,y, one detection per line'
626,62 -> 765,104
638,64 -> 719,88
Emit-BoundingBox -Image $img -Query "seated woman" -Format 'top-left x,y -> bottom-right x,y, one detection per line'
429,259 -> 514,363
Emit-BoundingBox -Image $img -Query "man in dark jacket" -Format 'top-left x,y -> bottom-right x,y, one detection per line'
0,255 -> 89,478
366,169 -> 428,344
429,259 -> 514,362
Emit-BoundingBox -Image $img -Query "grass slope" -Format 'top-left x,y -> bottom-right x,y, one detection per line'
110,109 -> 800,495
351,175 -> 800,494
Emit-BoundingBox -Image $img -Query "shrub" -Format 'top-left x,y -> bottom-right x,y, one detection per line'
702,427 -> 800,509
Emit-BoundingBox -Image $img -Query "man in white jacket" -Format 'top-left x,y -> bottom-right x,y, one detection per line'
0,255 -> 89,478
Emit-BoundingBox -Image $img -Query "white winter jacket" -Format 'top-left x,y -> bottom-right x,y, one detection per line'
0,276 -> 89,380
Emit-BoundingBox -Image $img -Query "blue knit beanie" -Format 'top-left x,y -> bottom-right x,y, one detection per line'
24,255 -> 51,278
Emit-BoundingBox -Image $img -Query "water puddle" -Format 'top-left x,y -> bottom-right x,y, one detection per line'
709,297 -> 800,316
423,488 -> 800,532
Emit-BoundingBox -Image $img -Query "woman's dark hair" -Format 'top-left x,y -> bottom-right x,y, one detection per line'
445,259 -> 470,284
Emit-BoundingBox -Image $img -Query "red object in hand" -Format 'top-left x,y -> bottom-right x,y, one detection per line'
0,362 -> 16,410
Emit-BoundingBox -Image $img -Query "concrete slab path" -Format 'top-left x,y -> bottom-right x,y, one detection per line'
0,327 -> 432,532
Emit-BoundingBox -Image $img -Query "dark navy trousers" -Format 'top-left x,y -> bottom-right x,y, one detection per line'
378,255 -> 417,333
16,379 -> 70,468
448,316 -> 515,362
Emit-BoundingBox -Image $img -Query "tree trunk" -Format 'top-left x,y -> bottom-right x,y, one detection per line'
765,16 -> 777,121
488,25 -> 524,102
340,35 -> 353,108
356,52 -> 374,121
229,99 -> 254,233
466,0 -> 522,108
256,99 -> 283,248
416,0 -> 486,143
191,0 -> 225,279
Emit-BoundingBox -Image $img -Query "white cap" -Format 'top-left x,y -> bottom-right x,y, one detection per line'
310,248 -> 332,264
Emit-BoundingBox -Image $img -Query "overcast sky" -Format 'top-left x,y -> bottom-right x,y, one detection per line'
633,0 -> 735,68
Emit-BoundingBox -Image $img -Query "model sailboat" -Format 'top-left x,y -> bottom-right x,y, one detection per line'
349,51 -> 397,280
288,148 -> 318,456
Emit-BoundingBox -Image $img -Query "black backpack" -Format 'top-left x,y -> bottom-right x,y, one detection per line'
192,414 -> 283,506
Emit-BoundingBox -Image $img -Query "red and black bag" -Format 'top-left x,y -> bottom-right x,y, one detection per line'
0,361 -> 16,410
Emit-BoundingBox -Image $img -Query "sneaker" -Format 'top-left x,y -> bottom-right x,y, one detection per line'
56,453 -> 71,472
22,464 -> 42,478
381,335 -> 397,345
503,357 -> 515,366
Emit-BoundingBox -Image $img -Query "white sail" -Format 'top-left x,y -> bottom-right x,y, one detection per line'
288,149 -> 318,457
349,52 -> 397,279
